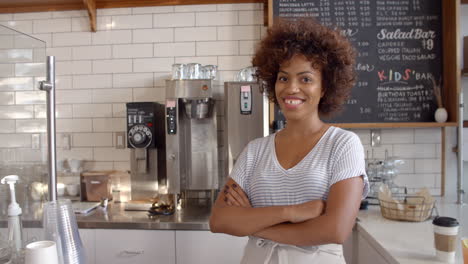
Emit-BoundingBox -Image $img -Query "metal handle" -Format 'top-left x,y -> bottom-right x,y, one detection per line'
121,250 -> 144,255
39,56 -> 57,202
457,92 -> 464,204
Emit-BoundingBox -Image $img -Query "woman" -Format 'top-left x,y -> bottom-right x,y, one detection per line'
210,18 -> 369,263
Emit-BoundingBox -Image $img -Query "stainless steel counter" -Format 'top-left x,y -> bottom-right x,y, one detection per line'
0,202 -> 211,230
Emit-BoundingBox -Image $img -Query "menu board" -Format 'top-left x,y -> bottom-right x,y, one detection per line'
273,0 -> 442,123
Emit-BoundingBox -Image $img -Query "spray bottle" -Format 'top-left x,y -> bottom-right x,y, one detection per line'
1,175 -> 23,262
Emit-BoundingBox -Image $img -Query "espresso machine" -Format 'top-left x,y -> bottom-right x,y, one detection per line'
165,80 -> 219,207
126,102 -> 167,204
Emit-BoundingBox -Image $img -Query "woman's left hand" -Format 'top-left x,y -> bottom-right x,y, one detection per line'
224,183 -> 252,208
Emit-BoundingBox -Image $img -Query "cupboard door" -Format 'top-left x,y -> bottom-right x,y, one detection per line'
176,231 -> 247,264
357,231 -> 391,264
95,229 -> 175,264
79,229 -> 95,264
0,228 -> 6,240
22,228 -> 94,264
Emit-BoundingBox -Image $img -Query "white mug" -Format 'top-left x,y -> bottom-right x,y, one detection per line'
66,184 -> 80,196
25,240 -> 59,264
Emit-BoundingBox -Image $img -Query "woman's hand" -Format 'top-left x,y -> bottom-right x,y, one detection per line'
286,200 -> 325,223
224,183 -> 252,208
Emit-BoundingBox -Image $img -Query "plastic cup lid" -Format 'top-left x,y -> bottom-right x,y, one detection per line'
432,216 -> 459,227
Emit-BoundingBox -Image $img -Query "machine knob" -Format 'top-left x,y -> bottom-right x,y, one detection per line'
131,131 -> 146,145
128,124 -> 152,148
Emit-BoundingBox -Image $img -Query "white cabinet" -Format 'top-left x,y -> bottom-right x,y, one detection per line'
20,228 -> 95,264
79,229 -> 95,264
176,231 -> 247,264
95,229 -> 175,264
355,229 -> 391,264
0,228 -> 6,240
344,227 -> 391,264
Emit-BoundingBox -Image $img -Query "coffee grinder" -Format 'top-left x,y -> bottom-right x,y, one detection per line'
165,80 -> 219,208
126,102 -> 166,207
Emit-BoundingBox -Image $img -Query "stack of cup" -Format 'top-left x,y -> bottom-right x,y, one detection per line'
171,63 -> 218,80
43,199 -> 85,264
432,216 -> 459,263
25,241 -> 59,264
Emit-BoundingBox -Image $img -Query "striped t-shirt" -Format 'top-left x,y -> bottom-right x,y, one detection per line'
230,126 -> 369,207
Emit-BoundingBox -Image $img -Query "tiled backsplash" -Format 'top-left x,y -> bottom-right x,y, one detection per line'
0,3 -> 459,196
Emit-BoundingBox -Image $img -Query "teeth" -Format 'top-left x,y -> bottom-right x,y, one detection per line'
285,99 -> 303,105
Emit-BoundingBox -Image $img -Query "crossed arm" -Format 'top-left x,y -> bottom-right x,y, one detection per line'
209,176 -> 364,247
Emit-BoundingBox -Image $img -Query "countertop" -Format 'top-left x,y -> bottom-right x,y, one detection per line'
357,200 -> 468,264
2,199 -> 468,263
0,201 -> 211,230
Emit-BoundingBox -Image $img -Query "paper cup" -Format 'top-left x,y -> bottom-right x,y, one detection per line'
461,237 -> 468,264
432,217 -> 459,263
25,241 -> 59,264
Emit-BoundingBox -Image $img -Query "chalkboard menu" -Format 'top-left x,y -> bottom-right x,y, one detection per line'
272,0 -> 442,123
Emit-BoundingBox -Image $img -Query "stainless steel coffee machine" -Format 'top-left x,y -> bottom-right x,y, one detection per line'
165,80 -> 219,206
126,102 -> 166,202
224,82 -> 269,176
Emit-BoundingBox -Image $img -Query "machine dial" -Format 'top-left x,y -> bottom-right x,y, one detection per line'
128,124 -> 152,148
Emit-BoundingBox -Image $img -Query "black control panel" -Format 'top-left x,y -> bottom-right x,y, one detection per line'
126,102 -> 165,149
166,100 -> 177,135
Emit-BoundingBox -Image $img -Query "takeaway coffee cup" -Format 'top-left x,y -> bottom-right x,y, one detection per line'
432,216 -> 459,262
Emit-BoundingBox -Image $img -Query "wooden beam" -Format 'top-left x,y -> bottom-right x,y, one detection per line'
0,3 -> 84,13
83,0 -> 96,32
0,0 -> 264,14
95,0 -> 263,9
442,0 -> 461,123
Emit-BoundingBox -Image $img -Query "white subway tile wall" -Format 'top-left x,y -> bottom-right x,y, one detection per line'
0,3 -> 442,193
351,128 -> 443,195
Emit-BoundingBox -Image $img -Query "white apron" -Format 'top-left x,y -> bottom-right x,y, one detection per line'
240,237 -> 346,264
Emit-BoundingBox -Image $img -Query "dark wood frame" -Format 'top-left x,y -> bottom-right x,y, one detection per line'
268,0 -> 461,196
268,0 -> 460,129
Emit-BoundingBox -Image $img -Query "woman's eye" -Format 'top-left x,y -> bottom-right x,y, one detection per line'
278,76 -> 288,82
302,77 -> 312,83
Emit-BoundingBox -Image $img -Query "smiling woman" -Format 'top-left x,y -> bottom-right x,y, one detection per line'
209,18 -> 369,264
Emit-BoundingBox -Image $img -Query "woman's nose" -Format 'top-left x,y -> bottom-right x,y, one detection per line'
284,80 -> 300,93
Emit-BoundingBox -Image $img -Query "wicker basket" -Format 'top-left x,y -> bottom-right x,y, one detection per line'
378,195 -> 435,222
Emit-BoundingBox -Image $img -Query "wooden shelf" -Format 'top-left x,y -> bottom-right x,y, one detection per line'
463,69 -> 468,77
333,122 -> 457,129
0,0 -> 265,13
462,0 -> 468,4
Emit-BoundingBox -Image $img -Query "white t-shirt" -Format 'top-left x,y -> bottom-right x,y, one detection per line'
230,126 -> 369,207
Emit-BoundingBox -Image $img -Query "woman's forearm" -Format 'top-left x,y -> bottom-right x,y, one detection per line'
209,205 -> 289,237
210,178 -> 326,237
254,213 -> 350,246
254,177 -> 364,246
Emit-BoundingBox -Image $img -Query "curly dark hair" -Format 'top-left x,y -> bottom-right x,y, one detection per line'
252,18 -> 357,117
